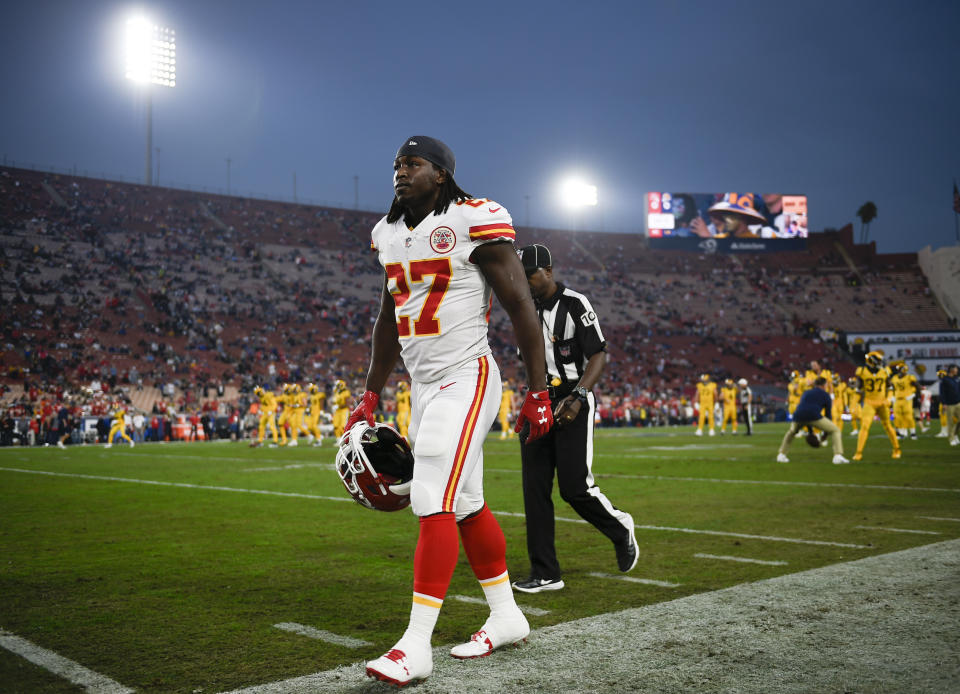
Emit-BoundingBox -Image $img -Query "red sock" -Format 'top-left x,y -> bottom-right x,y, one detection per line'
458,504 -> 507,581
413,513 -> 459,600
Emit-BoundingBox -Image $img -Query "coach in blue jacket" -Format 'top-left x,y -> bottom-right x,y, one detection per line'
777,377 -> 848,464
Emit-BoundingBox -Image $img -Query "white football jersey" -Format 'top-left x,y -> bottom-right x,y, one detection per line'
370,198 -> 515,383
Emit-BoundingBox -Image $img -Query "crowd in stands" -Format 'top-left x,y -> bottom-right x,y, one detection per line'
1,166 -> 954,444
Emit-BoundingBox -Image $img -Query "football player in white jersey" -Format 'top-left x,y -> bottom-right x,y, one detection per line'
346,135 -> 553,687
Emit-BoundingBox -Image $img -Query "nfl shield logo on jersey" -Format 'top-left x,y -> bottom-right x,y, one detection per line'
430,226 -> 456,254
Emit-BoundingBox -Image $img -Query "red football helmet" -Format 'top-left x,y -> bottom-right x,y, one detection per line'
335,422 -> 414,512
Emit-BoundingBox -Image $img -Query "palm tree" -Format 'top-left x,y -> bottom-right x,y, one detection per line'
856,202 -> 877,244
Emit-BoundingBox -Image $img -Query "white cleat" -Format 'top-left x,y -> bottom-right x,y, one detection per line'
708,429 -> 715,437
935,431 -> 948,438
950,438 -> 959,447
695,429 -> 703,437
287,439 -> 298,447
366,638 -> 432,687
57,441 -> 66,449
450,611 -> 530,659
776,453 -> 789,463
832,454 -> 850,464
104,443 -> 112,449
129,440 -> 135,448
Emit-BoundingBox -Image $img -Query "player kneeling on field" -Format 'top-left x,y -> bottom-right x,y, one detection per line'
776,377 -> 849,464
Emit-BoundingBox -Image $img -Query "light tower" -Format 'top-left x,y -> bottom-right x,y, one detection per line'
125,17 -> 176,185
558,177 -> 598,230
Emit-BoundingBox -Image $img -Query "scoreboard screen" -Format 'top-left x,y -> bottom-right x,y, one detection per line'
646,192 -> 808,252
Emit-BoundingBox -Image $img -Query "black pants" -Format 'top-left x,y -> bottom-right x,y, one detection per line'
741,404 -> 753,435
519,394 -> 629,580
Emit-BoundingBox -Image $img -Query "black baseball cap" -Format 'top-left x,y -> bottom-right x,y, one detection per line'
396,136 -> 456,175
519,244 -> 552,271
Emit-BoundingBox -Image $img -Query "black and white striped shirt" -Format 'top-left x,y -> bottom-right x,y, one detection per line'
535,283 -> 606,394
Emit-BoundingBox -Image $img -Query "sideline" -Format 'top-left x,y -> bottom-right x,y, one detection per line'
219,539 -> 960,693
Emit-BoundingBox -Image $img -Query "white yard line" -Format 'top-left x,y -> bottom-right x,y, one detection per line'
273,623 -> 372,648
694,553 -> 788,566
855,525 -> 942,535
449,594 -> 550,617
0,629 -> 134,694
917,516 -> 960,522
587,572 -> 681,588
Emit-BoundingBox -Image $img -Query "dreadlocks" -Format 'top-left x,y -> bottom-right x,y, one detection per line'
386,174 -> 472,225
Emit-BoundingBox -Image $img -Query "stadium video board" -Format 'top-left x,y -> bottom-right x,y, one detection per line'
646,192 -> 808,253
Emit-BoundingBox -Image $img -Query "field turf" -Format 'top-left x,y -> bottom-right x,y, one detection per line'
1,423 -> 958,692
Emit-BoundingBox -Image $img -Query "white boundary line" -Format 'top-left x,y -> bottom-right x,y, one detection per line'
694,553 -> 788,566
635,523 -> 869,548
855,525 -> 942,535
588,572 -> 681,588
273,623 -> 372,648
0,468 -> 872,548
0,467 -> 352,503
0,628 -> 134,693
487,467 -> 960,494
241,464 -> 333,473
449,594 -> 550,617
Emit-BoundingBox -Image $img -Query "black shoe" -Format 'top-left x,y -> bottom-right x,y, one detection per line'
512,577 -> 565,593
615,513 -> 639,573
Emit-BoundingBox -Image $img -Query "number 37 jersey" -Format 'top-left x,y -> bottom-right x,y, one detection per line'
370,199 -> 516,383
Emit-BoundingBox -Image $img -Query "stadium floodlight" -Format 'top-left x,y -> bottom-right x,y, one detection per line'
124,16 -> 176,185
559,177 -> 599,208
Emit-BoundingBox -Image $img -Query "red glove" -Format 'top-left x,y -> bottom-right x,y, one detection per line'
514,390 -> 553,443
345,390 -> 379,433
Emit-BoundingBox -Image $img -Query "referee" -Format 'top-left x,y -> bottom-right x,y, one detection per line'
512,244 -> 638,593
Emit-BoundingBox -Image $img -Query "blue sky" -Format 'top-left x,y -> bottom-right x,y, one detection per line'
2,0 -> 958,253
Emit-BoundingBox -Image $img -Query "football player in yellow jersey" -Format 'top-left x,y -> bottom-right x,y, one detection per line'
889,362 -> 919,440
845,376 -> 862,436
695,374 -> 717,436
831,374 -> 847,432
284,383 -> 306,447
303,383 -> 325,446
105,406 -> 134,448
275,383 -> 293,445
331,379 -> 352,439
498,380 -> 515,440
787,371 -> 803,417
253,386 -> 280,447
719,378 -> 738,434
853,351 -> 901,460
395,381 -> 411,439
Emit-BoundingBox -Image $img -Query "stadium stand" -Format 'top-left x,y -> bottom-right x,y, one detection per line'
1,165 -> 955,440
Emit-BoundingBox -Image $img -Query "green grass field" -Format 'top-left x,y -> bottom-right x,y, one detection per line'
1,423 -> 958,693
